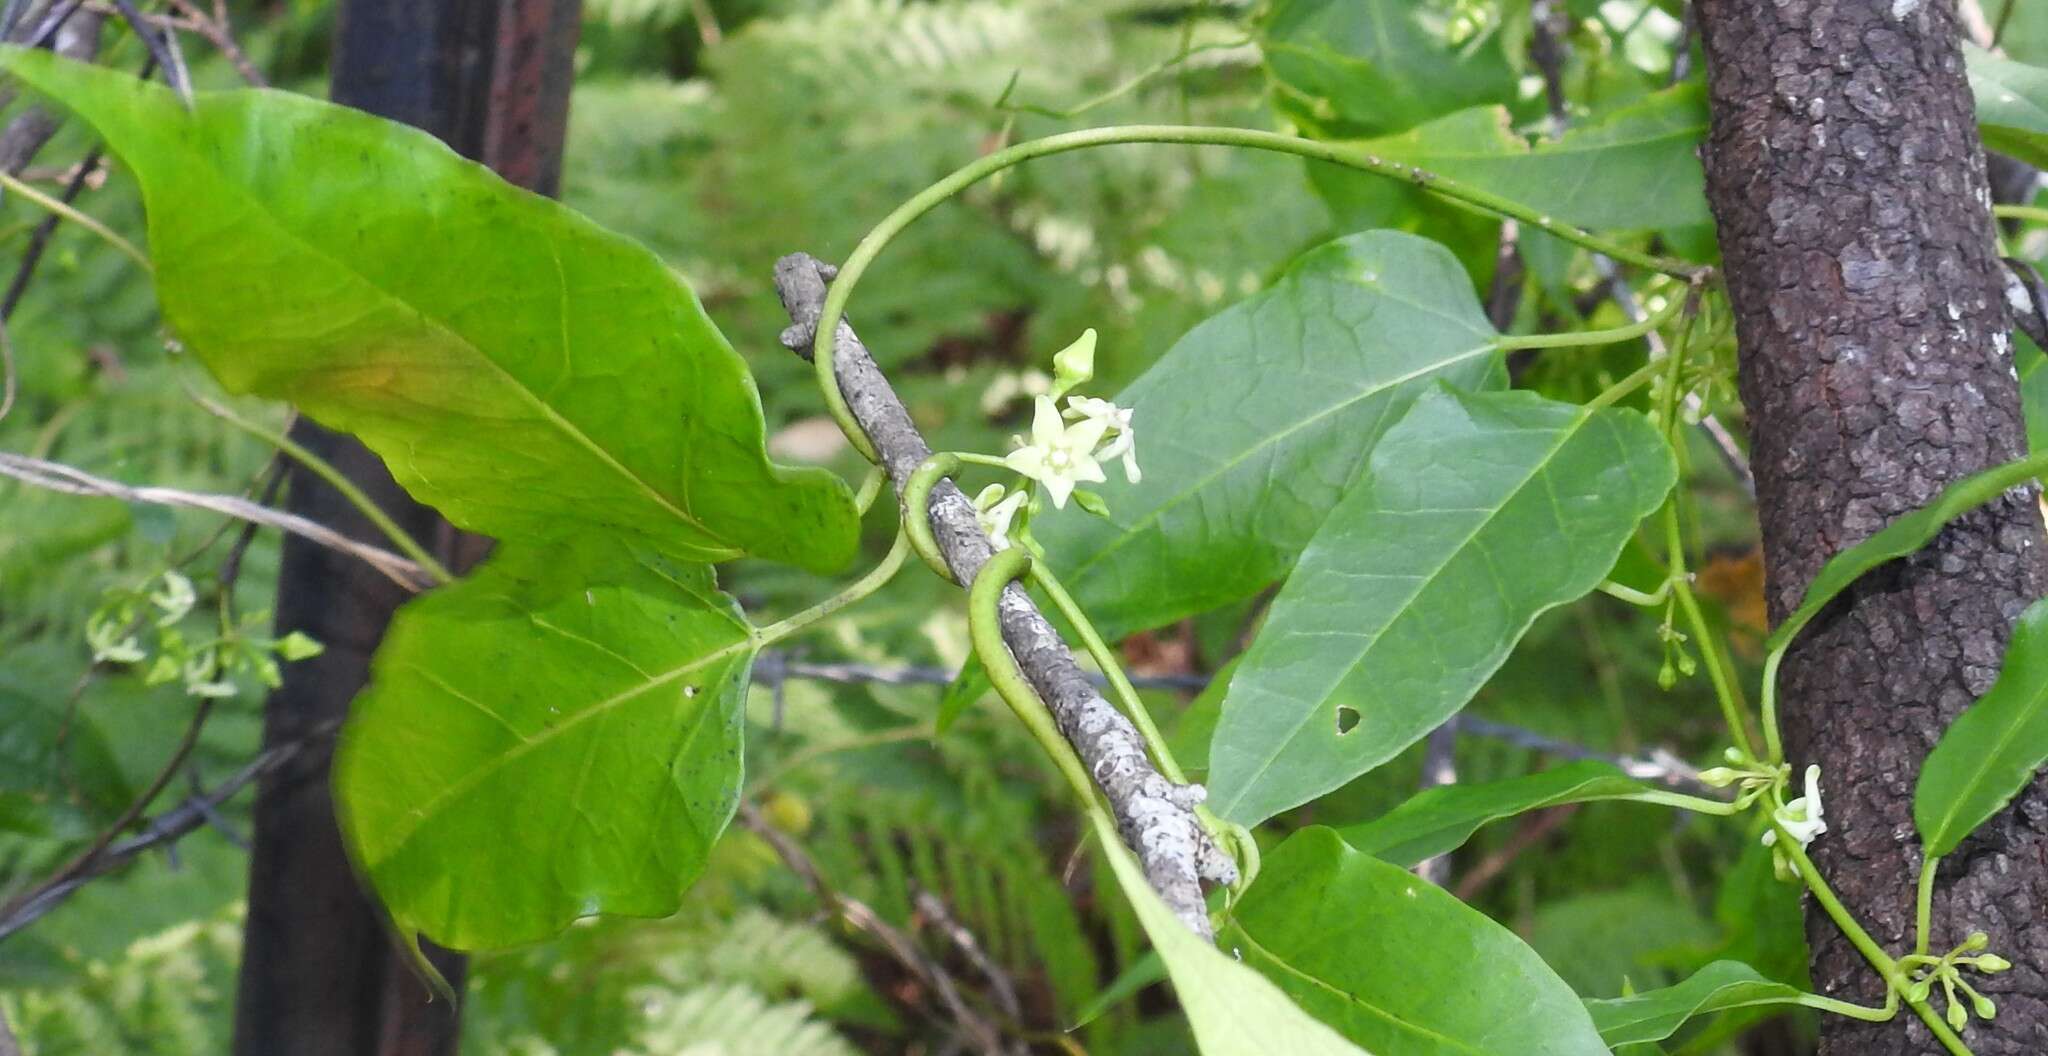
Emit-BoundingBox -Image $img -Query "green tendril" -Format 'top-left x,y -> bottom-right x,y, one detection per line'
903,453 -> 962,583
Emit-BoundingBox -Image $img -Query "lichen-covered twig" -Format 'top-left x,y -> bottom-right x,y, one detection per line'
0,450 -> 433,590
773,252 -> 1235,938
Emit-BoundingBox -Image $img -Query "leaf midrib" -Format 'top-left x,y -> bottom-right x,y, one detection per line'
1063,290 -> 1496,585
367,629 -> 756,868
1226,915 -> 1492,1055
171,97 -> 737,554
1923,671 -> 2048,852
1216,405 -> 1598,817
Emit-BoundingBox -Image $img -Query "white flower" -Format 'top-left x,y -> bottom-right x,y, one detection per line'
1065,395 -> 1140,483
1763,764 -> 1828,850
973,484 -> 1028,551
150,570 -> 195,626
85,614 -> 145,664
1004,395 -> 1107,508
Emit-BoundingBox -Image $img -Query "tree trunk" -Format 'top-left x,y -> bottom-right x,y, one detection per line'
230,4 -> 580,1054
1695,0 -> 2048,1051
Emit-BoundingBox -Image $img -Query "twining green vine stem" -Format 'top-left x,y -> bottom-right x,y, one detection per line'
193,393 -> 455,587
1993,203 -> 2048,225
1758,647 -> 1788,765
1774,814 -> 1972,1055
810,124 -> 1706,460
901,454 -> 960,583
1650,306 -> 1761,761
853,464 -> 888,516
754,524 -> 911,646
1494,286 -> 1688,352
1621,789 -> 1742,815
1917,855 -> 1941,958
1019,543 -> 1180,782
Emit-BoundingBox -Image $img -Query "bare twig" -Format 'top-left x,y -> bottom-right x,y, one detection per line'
0,3 -> 101,174
914,886 -> 1024,1024
1529,0 -> 1570,131
2003,257 -> 2048,353
1452,804 -> 1582,901
737,803 -> 1015,1055
166,0 -> 264,86
1668,2 -> 1696,85
774,253 -> 1234,939
0,699 -> 216,925
0,450 -> 433,590
1597,257 -> 1755,495
751,651 -> 1708,791
103,0 -> 188,101
1413,723 -> 1460,885
0,719 -> 340,942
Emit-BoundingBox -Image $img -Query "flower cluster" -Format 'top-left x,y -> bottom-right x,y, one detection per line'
1903,931 -> 2011,1030
972,329 -> 1141,550
1699,753 -> 1826,881
1759,764 -> 1827,880
86,570 -> 325,700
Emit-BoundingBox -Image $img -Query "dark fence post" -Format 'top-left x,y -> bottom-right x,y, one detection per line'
230,5 -> 581,1054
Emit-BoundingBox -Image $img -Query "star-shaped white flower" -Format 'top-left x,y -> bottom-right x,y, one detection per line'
1065,395 -> 1139,483
1763,764 -> 1828,850
973,484 -> 1028,550
1005,395 -> 1107,508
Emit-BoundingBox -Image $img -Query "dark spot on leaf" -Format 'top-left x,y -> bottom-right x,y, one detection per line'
1335,706 -> 1360,735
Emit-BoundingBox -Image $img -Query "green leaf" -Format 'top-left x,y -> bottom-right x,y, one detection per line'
334,538 -> 756,950
1067,951 -> 1165,1029
1584,961 -> 1809,1047
1261,0 -> 1516,137
1916,596 -> 2048,856
1328,87 -> 1713,232
1767,451 -> 2048,653
934,655 -> 989,734
1034,231 -> 1503,640
1087,814 -> 1366,1056
1,49 -> 857,573
1968,46 -> 2048,170
1336,761 -> 1660,867
1220,827 -> 1608,1056
1210,387 -> 1675,824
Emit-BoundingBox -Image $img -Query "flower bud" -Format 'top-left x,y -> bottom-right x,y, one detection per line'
1948,997 -> 1969,1032
1973,954 -> 2012,973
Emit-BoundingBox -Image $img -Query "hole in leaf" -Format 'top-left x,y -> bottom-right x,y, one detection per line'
1335,705 -> 1361,735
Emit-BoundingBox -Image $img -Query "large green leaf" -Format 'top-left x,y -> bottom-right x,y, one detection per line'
1086,814 -> 1365,1056
1915,597 -> 2048,857
1209,387 -> 1675,824
1,49 -> 857,573
1320,87 -> 1712,233
1261,0 -> 1516,137
1969,46 -> 2048,170
1767,451 -> 2048,653
1583,961 -> 1809,1047
1220,827 -> 1608,1056
1033,231 -> 1503,640
1336,761 -> 1661,867
334,539 -> 755,950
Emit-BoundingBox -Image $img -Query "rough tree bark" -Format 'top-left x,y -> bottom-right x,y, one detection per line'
230,4 -> 580,1055
1695,0 -> 2048,1051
